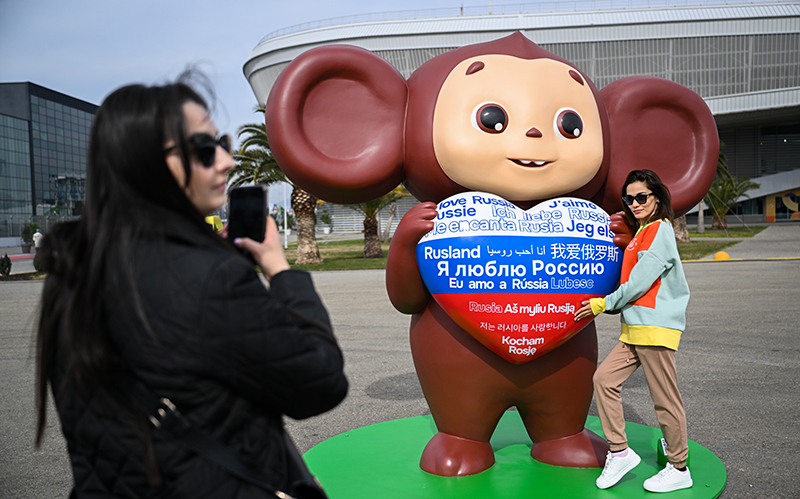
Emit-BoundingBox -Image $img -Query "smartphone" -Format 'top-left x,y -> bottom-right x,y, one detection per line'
227,185 -> 268,244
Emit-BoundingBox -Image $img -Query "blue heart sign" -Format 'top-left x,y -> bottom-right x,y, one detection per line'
417,192 -> 623,363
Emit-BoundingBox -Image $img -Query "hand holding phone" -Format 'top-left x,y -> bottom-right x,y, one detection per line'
227,186 -> 289,278
239,216 -> 290,279
227,186 -> 268,244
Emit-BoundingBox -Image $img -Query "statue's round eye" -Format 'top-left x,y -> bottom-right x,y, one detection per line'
472,103 -> 508,134
554,108 -> 584,139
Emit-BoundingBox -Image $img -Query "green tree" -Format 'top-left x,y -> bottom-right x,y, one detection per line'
703,146 -> 760,230
21,222 -> 40,244
677,142 -> 732,241
345,186 -> 408,258
673,214 -> 690,243
0,253 -> 11,276
230,107 -> 322,265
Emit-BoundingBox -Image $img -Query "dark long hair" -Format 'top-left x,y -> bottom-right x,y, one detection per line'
621,169 -> 675,227
35,77 -> 224,450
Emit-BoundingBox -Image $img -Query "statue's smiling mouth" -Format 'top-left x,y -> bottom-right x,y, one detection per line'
511,159 -> 550,167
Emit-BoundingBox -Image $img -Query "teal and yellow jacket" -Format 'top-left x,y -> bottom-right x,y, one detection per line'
590,219 -> 690,350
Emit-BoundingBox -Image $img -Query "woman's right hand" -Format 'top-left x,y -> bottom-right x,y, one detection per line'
233,216 -> 290,280
574,300 -> 595,321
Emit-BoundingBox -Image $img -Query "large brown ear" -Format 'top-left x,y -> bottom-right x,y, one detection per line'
597,76 -> 718,216
265,45 -> 407,204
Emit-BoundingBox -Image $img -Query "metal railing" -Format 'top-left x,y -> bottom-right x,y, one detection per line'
1,214 -> 79,239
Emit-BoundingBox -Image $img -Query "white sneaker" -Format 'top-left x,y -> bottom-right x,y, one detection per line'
643,463 -> 693,492
596,448 -> 642,489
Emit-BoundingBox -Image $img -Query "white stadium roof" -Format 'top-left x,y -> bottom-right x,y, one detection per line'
244,1 -> 800,124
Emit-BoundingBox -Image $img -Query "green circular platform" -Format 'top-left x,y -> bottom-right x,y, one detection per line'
305,412 -> 726,498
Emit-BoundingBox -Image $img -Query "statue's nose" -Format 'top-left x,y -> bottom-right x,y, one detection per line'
526,127 -> 542,138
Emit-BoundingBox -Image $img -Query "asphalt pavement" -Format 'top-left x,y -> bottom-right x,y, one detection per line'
698,223 -> 800,260
1,224 -> 798,498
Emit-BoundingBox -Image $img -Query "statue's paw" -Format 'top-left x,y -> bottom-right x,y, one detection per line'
530,428 -> 609,468
420,432 -> 495,476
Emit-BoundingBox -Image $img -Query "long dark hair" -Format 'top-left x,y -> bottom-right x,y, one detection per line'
35,77 -> 224,449
621,169 -> 675,227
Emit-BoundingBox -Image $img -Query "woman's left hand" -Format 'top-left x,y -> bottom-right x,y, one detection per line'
227,217 -> 290,280
575,300 -> 595,321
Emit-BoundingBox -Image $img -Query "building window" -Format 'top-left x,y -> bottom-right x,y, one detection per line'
0,113 -> 33,236
731,198 -> 763,216
760,124 -> 800,176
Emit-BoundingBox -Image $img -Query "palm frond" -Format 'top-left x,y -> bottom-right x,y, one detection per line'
228,105 -> 292,188
343,185 -> 409,217
704,174 -> 760,219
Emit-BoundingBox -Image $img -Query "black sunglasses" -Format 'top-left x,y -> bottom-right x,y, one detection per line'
622,192 -> 654,206
166,133 -> 232,167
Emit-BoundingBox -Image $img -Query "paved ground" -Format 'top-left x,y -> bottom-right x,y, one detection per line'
1,225 -> 798,498
699,223 -> 800,260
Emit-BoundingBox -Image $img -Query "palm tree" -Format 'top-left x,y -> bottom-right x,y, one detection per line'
700,142 -> 760,230
672,214 -> 690,243
231,106 -> 322,265
345,186 -> 408,258
228,140 -> 284,189
704,175 -> 760,230
677,142 -> 737,241
702,145 -> 759,230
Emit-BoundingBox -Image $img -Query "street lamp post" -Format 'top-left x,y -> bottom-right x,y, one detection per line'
283,182 -> 288,249
697,199 -> 705,234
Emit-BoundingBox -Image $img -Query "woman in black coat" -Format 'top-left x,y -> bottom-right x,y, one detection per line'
35,76 -> 348,498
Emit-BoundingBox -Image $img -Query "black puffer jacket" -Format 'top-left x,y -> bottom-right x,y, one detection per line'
51,215 -> 348,498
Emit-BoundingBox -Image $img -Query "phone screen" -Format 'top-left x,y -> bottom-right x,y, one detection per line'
227,186 -> 267,242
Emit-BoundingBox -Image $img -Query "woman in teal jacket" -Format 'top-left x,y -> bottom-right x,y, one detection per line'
575,169 -> 692,493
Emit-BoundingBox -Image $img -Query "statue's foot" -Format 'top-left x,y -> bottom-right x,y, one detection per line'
419,432 -> 495,476
530,428 -> 609,468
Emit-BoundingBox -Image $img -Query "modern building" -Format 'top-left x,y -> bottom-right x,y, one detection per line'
244,0 -> 800,228
0,82 -> 96,243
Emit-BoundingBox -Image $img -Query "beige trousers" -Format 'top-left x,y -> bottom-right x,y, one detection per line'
593,341 -> 689,468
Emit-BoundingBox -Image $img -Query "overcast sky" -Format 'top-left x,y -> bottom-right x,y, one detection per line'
0,0 -> 474,138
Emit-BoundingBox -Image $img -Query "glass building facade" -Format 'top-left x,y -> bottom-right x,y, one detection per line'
0,114 -> 31,217
0,82 -> 96,238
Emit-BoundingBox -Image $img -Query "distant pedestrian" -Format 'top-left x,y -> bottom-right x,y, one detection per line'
575,169 -> 692,493
34,73 -> 347,498
32,229 -> 42,253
